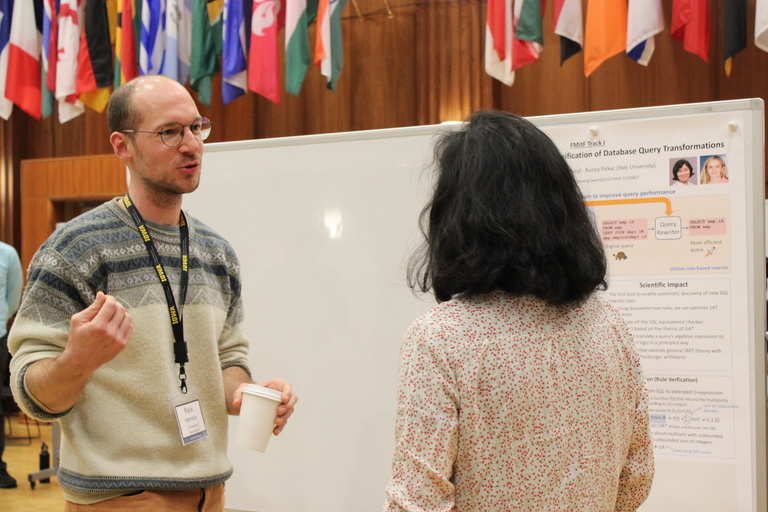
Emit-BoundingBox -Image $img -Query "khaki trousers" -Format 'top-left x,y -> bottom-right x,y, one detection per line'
64,484 -> 225,512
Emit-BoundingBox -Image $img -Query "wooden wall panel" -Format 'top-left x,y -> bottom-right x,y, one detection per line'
351,9 -> 420,130
19,155 -> 128,274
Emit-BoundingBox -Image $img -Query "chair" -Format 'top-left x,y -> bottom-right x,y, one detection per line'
1,384 -> 40,445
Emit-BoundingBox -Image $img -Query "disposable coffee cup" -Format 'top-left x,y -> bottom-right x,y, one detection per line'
236,384 -> 283,453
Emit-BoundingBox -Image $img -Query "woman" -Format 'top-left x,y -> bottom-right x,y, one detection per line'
671,159 -> 695,186
700,155 -> 729,184
383,111 -> 653,512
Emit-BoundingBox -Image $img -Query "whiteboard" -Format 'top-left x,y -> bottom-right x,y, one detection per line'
184,100 -> 766,512
184,125 -> 455,512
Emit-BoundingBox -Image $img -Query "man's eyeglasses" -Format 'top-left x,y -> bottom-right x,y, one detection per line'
120,118 -> 213,147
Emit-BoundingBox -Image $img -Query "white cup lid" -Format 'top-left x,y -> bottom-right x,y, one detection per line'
242,384 -> 283,402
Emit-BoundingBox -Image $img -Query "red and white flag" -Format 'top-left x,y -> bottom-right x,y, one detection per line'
6,1 -> 42,119
56,0 -> 84,122
485,0 -> 514,85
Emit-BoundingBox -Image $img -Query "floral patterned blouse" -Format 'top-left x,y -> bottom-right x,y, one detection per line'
384,291 -> 653,512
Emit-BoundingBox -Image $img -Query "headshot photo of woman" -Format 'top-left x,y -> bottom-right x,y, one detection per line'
700,155 -> 729,184
670,158 -> 696,186
383,110 -> 653,512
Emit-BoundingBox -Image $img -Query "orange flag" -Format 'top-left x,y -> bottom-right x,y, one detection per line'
584,0 -> 627,76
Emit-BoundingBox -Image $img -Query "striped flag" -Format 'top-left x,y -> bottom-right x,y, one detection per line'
285,0 -> 316,95
583,0 -> 627,76
552,0 -> 582,64
485,0 -> 514,85
164,0 -> 191,84
115,0 -> 139,87
756,0 -> 768,52
314,0 -> 328,67
323,0 -> 346,90
723,0 -> 747,76
222,0 -> 247,103
314,0 -> 345,90
77,0 -> 113,112
6,0 -> 43,119
140,0 -> 166,75
671,0 -> 710,62
0,0 -> 13,120
626,0 -> 663,66
512,0 -> 542,71
164,0 -> 180,80
249,0 -> 284,103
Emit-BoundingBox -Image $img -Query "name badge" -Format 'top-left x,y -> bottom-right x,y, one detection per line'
174,399 -> 208,445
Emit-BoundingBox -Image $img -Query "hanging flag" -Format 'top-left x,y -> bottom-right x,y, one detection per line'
0,0 -> 13,120
552,0 -> 582,64
222,0 -> 247,103
583,0 -> 627,76
164,0 -> 190,83
77,0 -> 113,112
314,0 -> 345,90
178,0 -> 192,83
756,0 -> 768,52
44,0 -> 57,95
626,0 -> 663,66
485,0 -> 514,85
190,0 -> 222,106
56,0 -> 84,122
140,0 -> 165,75
723,0 -> 747,76
164,0 -> 180,80
40,0 -> 56,119
323,0 -> 346,90
6,0 -> 43,119
115,0 -> 139,87
314,0 -> 329,70
249,0 -> 284,103
670,0 -> 710,62
285,0 -> 317,95
512,0 -> 542,71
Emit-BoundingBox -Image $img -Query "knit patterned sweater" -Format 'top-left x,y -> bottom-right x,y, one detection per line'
9,198 -> 250,498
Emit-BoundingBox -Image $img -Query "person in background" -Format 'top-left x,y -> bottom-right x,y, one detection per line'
9,75 -> 297,511
383,110 -> 654,512
700,155 -> 729,184
0,240 -> 22,489
671,159 -> 695,186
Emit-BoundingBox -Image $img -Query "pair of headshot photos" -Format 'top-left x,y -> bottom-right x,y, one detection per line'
669,155 -> 729,186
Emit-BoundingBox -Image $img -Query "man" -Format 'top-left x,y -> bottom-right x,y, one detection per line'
9,75 -> 297,510
0,240 -> 22,489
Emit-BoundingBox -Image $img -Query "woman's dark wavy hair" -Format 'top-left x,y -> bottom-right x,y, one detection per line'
408,110 -> 607,306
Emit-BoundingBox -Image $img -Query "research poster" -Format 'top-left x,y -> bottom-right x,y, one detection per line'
535,102 -> 765,512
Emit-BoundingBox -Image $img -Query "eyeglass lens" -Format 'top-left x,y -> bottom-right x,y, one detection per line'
161,119 -> 212,146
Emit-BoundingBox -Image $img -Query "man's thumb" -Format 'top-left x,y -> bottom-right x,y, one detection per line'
82,291 -> 106,319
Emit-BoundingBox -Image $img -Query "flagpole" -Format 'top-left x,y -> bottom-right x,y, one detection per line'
381,0 -> 394,19
349,0 -> 364,21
